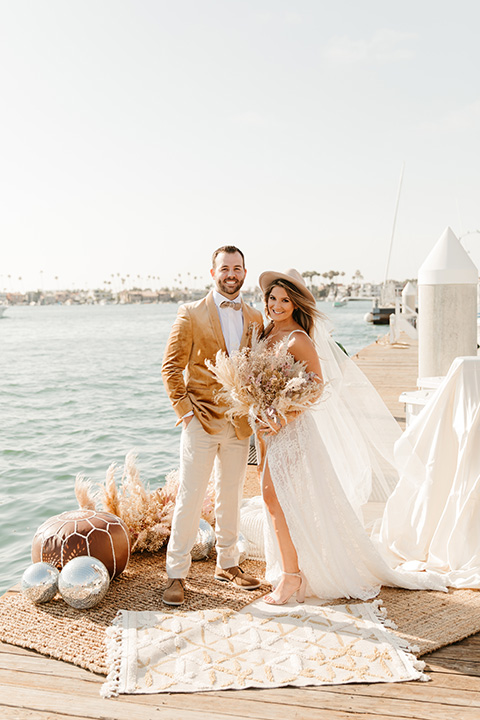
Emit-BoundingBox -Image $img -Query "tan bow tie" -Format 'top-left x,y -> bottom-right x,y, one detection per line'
220,300 -> 241,310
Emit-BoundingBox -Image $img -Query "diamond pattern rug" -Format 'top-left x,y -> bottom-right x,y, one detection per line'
101,599 -> 426,697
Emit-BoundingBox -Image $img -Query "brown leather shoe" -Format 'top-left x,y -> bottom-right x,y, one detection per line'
162,578 -> 185,606
214,566 -> 261,590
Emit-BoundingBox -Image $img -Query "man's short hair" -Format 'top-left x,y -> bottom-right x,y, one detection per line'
212,246 -> 245,269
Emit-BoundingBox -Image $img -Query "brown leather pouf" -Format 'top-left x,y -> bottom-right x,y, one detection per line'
31,509 -> 131,579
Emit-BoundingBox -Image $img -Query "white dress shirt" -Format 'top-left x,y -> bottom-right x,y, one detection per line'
213,289 -> 244,355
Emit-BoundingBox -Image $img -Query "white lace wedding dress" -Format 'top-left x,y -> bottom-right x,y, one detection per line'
264,411 -> 448,600
261,328 -> 448,601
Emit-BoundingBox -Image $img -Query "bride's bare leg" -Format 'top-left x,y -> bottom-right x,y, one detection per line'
262,459 -> 303,603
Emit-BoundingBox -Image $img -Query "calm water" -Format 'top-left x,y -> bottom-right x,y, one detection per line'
0,300 -> 382,594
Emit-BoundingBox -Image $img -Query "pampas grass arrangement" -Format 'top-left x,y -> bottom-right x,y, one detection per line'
74,451 -> 215,553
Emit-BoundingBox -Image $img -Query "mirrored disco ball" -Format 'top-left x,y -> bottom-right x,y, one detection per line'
191,519 -> 215,561
237,532 -> 248,564
58,556 -> 110,609
21,562 -> 59,604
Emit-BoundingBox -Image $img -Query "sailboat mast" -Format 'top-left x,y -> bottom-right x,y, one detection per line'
383,162 -> 405,292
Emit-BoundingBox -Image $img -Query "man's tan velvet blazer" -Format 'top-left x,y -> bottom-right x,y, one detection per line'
162,291 -> 263,439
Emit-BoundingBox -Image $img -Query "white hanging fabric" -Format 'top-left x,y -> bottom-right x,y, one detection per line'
374,356 -> 480,588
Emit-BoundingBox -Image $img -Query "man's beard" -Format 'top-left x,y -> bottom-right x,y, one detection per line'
217,278 -> 244,296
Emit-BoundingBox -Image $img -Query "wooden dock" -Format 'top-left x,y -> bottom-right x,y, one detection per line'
2,334 -> 480,720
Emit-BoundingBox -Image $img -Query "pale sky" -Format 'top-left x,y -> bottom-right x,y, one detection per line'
2,0 -> 480,293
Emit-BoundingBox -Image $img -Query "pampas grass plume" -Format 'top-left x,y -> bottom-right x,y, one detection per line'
75,474 -> 97,510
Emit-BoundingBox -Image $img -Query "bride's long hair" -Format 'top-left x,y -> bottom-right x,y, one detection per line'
260,279 -> 325,339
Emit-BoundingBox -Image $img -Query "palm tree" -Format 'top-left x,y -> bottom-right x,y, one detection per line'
301,271 -> 317,287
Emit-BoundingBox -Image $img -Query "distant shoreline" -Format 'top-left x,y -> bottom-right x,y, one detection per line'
2,280 -> 396,307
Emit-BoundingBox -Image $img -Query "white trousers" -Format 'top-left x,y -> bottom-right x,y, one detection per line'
166,415 -> 250,578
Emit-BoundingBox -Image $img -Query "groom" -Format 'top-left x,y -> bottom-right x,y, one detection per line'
161,245 -> 263,605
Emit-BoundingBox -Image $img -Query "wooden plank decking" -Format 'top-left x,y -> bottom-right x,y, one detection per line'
1,621 -> 480,719
2,333 -> 480,720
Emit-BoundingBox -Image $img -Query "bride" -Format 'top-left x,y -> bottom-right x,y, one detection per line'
256,269 -> 447,605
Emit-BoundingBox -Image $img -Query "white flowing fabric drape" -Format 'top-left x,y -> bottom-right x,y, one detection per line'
374,356 -> 480,588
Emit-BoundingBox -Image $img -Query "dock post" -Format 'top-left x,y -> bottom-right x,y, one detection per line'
401,281 -> 416,315
418,226 -> 478,378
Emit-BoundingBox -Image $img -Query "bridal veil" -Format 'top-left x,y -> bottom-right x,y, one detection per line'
311,318 -> 402,518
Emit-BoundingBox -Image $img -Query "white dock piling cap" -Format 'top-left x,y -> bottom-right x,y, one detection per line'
402,281 -> 416,296
418,227 -> 478,284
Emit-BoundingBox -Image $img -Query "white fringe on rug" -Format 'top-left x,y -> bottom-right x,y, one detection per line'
101,598 -> 427,698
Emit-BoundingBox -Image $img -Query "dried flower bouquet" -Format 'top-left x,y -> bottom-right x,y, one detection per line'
207,332 -> 324,430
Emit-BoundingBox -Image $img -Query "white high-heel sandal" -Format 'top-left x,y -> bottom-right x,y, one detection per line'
264,571 -> 306,605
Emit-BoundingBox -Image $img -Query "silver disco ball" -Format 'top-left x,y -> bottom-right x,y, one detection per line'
22,562 -> 59,604
58,556 -> 110,609
191,518 -> 215,561
237,532 -> 248,564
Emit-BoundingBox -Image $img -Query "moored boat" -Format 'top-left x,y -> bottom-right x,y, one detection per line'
364,302 -> 395,324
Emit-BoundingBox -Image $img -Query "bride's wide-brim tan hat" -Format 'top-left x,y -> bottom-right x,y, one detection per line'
258,268 -> 316,306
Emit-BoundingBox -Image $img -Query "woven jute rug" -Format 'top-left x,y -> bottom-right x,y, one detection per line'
1,550 -> 480,676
